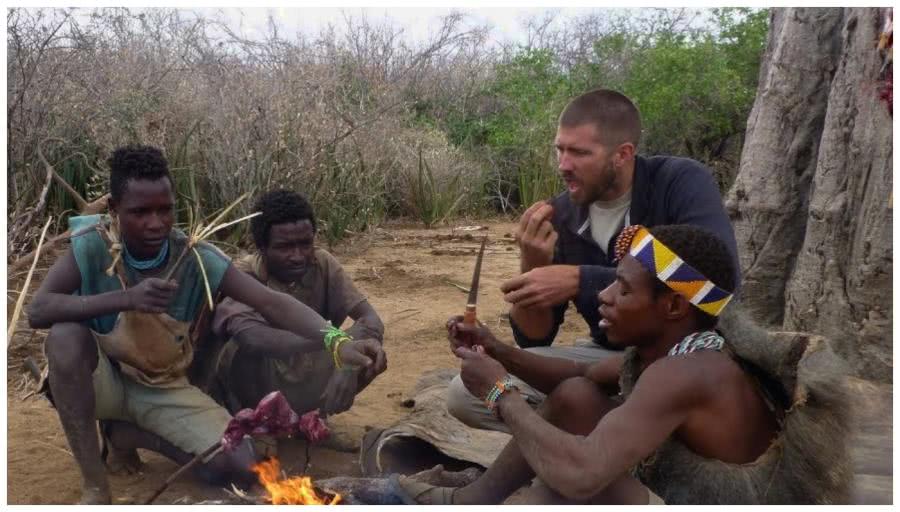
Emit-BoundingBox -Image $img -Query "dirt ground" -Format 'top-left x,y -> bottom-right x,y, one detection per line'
6,219 -> 891,504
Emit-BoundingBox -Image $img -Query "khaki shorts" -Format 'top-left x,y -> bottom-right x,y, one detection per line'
92,337 -> 232,455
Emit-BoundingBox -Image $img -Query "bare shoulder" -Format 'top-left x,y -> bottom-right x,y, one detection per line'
37,247 -> 82,294
636,351 -> 736,404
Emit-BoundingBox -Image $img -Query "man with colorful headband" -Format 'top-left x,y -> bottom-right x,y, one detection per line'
205,189 -> 386,421
447,88 -> 740,432
28,146 -> 383,504
397,224 -> 850,504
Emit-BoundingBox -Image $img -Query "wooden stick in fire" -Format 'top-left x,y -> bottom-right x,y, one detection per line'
143,443 -> 224,504
144,391 -> 328,504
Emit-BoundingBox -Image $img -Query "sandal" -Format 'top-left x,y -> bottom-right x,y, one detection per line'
390,474 -> 458,505
408,464 -> 482,488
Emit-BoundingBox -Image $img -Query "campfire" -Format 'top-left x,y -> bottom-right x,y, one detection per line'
252,457 -> 341,505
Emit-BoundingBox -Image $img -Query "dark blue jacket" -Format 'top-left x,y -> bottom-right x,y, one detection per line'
510,155 -> 740,350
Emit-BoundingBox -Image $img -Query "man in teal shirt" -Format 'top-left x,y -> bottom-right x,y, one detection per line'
28,145 -> 386,504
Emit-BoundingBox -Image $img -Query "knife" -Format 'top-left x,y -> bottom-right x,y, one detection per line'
463,236 -> 488,326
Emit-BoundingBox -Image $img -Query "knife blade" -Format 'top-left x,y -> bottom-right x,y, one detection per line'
463,236 -> 487,326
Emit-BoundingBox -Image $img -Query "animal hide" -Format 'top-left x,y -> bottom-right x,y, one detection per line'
359,368 -> 510,476
621,305 -> 854,504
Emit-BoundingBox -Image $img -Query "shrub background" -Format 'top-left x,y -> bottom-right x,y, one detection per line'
7,8 -> 768,254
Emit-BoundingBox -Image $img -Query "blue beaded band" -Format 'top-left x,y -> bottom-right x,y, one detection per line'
123,238 -> 169,271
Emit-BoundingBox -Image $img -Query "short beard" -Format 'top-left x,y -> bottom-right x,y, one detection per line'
586,159 -> 618,203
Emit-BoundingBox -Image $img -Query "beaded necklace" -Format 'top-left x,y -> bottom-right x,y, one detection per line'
668,330 -> 724,356
122,239 -> 169,271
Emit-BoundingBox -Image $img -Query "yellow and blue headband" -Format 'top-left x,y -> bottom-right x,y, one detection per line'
614,225 -> 733,317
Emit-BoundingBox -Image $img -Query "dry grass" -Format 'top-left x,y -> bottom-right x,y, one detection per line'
7,8 -> 492,257
164,192 -> 261,307
8,216 -> 52,345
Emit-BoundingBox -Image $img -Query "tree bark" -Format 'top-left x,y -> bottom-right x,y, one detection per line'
725,8 -> 844,326
728,7 -> 893,381
783,7 -> 893,382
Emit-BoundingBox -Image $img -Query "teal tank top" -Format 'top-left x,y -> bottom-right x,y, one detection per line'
68,215 -> 231,334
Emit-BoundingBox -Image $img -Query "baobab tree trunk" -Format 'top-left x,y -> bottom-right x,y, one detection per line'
783,8 -> 893,382
727,7 -> 893,381
726,8 -> 844,327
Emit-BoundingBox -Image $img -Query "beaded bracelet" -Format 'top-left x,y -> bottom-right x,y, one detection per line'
484,374 -> 519,417
322,323 -> 349,351
332,336 -> 352,370
322,322 -> 353,370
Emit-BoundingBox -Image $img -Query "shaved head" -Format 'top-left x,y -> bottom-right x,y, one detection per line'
559,89 -> 642,149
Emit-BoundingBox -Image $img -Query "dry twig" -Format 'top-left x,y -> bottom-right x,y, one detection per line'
38,137 -> 89,212
34,439 -> 74,458
449,282 -> 470,294
8,192 -> 109,273
161,192 -> 261,309
8,216 -> 52,346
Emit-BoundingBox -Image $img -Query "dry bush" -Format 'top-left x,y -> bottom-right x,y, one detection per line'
7,7 -> 492,256
8,7 -> 748,256
386,126 -> 483,225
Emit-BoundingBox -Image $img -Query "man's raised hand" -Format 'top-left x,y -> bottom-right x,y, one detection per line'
320,368 -> 358,416
515,201 -> 558,273
453,345 -> 508,400
125,278 -> 178,313
501,264 -> 579,310
446,315 -> 500,356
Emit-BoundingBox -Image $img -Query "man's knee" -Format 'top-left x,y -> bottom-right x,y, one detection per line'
446,374 -> 487,428
544,376 -> 607,419
45,322 -> 97,375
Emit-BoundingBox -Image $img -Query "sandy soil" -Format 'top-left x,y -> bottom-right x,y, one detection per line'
6,219 -> 587,505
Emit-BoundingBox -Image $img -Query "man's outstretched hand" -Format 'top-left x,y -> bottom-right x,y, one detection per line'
337,338 -> 387,381
454,345 -> 508,401
321,339 -> 387,416
320,368 -> 358,416
446,315 -> 501,356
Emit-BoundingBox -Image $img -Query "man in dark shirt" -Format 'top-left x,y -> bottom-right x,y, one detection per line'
446,89 -> 739,432
209,190 -> 386,421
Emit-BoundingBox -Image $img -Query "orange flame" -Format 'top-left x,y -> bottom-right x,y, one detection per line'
252,457 -> 342,505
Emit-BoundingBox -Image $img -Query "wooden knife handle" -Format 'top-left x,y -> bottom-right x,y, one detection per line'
463,305 -> 477,326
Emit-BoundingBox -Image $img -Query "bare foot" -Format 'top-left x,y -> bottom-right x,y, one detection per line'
100,420 -> 143,475
78,485 -> 112,505
104,445 -> 143,475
